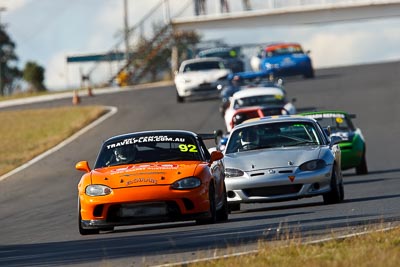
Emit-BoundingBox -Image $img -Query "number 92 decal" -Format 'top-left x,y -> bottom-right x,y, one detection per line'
179,144 -> 198,152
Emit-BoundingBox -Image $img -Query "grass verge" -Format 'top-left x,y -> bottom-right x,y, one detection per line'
185,226 -> 400,267
0,105 -> 107,176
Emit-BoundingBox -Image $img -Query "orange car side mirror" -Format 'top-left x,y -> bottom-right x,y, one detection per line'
210,151 -> 224,164
75,161 -> 91,173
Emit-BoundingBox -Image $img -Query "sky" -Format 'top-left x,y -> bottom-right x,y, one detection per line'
2,0 -> 400,90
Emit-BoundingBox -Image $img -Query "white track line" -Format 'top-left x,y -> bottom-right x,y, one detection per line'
0,106 -> 118,182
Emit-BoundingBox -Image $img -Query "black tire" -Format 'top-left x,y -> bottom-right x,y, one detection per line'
356,152 -> 368,175
323,166 -> 344,204
304,70 -> 315,79
176,92 -> 184,103
304,69 -> 315,78
228,203 -> 240,213
216,184 -> 229,222
196,183 -> 217,225
100,227 -> 114,232
78,203 -> 99,235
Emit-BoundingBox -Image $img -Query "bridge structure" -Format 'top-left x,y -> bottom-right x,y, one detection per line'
171,0 -> 400,30
67,0 -> 400,87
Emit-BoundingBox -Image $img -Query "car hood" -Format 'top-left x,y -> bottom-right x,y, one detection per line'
91,161 -> 201,188
224,146 -> 321,171
176,69 -> 230,83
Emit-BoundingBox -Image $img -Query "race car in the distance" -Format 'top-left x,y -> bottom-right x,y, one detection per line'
300,110 -> 368,175
174,57 -> 231,103
75,130 -> 228,235
224,87 -> 296,132
226,104 -> 291,132
197,46 -> 245,73
250,42 -> 314,78
219,70 -> 285,116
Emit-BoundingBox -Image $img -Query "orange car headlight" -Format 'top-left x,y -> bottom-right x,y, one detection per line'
171,177 -> 201,190
85,185 -> 113,196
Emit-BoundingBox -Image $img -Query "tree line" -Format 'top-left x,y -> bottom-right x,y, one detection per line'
0,26 -> 45,96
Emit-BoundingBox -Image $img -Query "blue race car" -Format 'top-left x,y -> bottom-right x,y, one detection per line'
251,42 -> 314,79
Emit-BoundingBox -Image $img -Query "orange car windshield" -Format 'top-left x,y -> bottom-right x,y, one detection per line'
95,134 -> 202,168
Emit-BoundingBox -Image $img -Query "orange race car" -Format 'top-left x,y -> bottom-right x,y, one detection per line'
75,130 -> 228,235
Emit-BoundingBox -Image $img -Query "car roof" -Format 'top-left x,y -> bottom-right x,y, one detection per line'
198,46 -> 239,55
103,130 -> 198,144
300,110 -> 349,116
180,57 -> 224,65
265,42 -> 302,51
231,87 -> 285,99
233,115 -> 317,130
227,70 -> 272,80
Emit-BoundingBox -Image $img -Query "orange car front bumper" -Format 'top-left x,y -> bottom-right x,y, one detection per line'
79,183 -> 210,228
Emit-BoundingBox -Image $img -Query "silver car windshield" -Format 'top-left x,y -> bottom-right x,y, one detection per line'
226,121 -> 322,154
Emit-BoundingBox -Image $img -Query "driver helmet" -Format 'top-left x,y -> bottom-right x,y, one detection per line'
114,145 -> 135,163
240,127 -> 259,147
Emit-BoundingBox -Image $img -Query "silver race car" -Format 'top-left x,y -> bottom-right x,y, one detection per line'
223,115 -> 344,211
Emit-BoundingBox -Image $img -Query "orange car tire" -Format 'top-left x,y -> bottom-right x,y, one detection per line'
78,201 -> 99,235
196,183 -> 217,225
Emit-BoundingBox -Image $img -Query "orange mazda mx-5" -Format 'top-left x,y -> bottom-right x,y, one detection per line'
75,130 -> 228,235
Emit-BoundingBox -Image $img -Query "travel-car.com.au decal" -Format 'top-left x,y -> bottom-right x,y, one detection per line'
107,136 -> 186,149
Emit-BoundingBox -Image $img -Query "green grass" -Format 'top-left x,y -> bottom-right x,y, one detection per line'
185,226 -> 400,267
0,105 -> 107,176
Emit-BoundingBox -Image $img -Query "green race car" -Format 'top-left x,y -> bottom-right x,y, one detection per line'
300,110 -> 368,175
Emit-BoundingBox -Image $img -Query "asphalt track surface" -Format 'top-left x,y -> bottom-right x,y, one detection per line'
1,61 -> 400,267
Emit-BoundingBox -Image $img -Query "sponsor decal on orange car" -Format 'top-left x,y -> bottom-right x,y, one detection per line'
126,178 -> 158,185
110,164 -> 179,174
107,136 -> 186,149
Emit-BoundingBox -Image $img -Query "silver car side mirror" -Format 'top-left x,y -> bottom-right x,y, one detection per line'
330,136 -> 342,146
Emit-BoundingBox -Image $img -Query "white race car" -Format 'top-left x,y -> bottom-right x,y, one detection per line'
174,57 -> 231,103
224,87 -> 296,132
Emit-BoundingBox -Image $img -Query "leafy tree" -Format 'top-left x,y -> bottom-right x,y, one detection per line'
23,61 -> 46,92
172,30 -> 201,63
0,26 -> 20,96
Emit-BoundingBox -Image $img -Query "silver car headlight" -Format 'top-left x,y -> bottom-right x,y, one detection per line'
299,160 -> 326,171
171,177 -> 201,189
86,185 -> 113,196
225,168 -> 245,178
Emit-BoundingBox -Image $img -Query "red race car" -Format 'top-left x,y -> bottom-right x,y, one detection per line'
227,105 -> 291,131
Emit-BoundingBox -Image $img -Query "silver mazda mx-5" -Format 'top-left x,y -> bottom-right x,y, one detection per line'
223,115 -> 344,211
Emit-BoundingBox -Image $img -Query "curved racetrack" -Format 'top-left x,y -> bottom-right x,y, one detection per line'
1,61 -> 400,267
